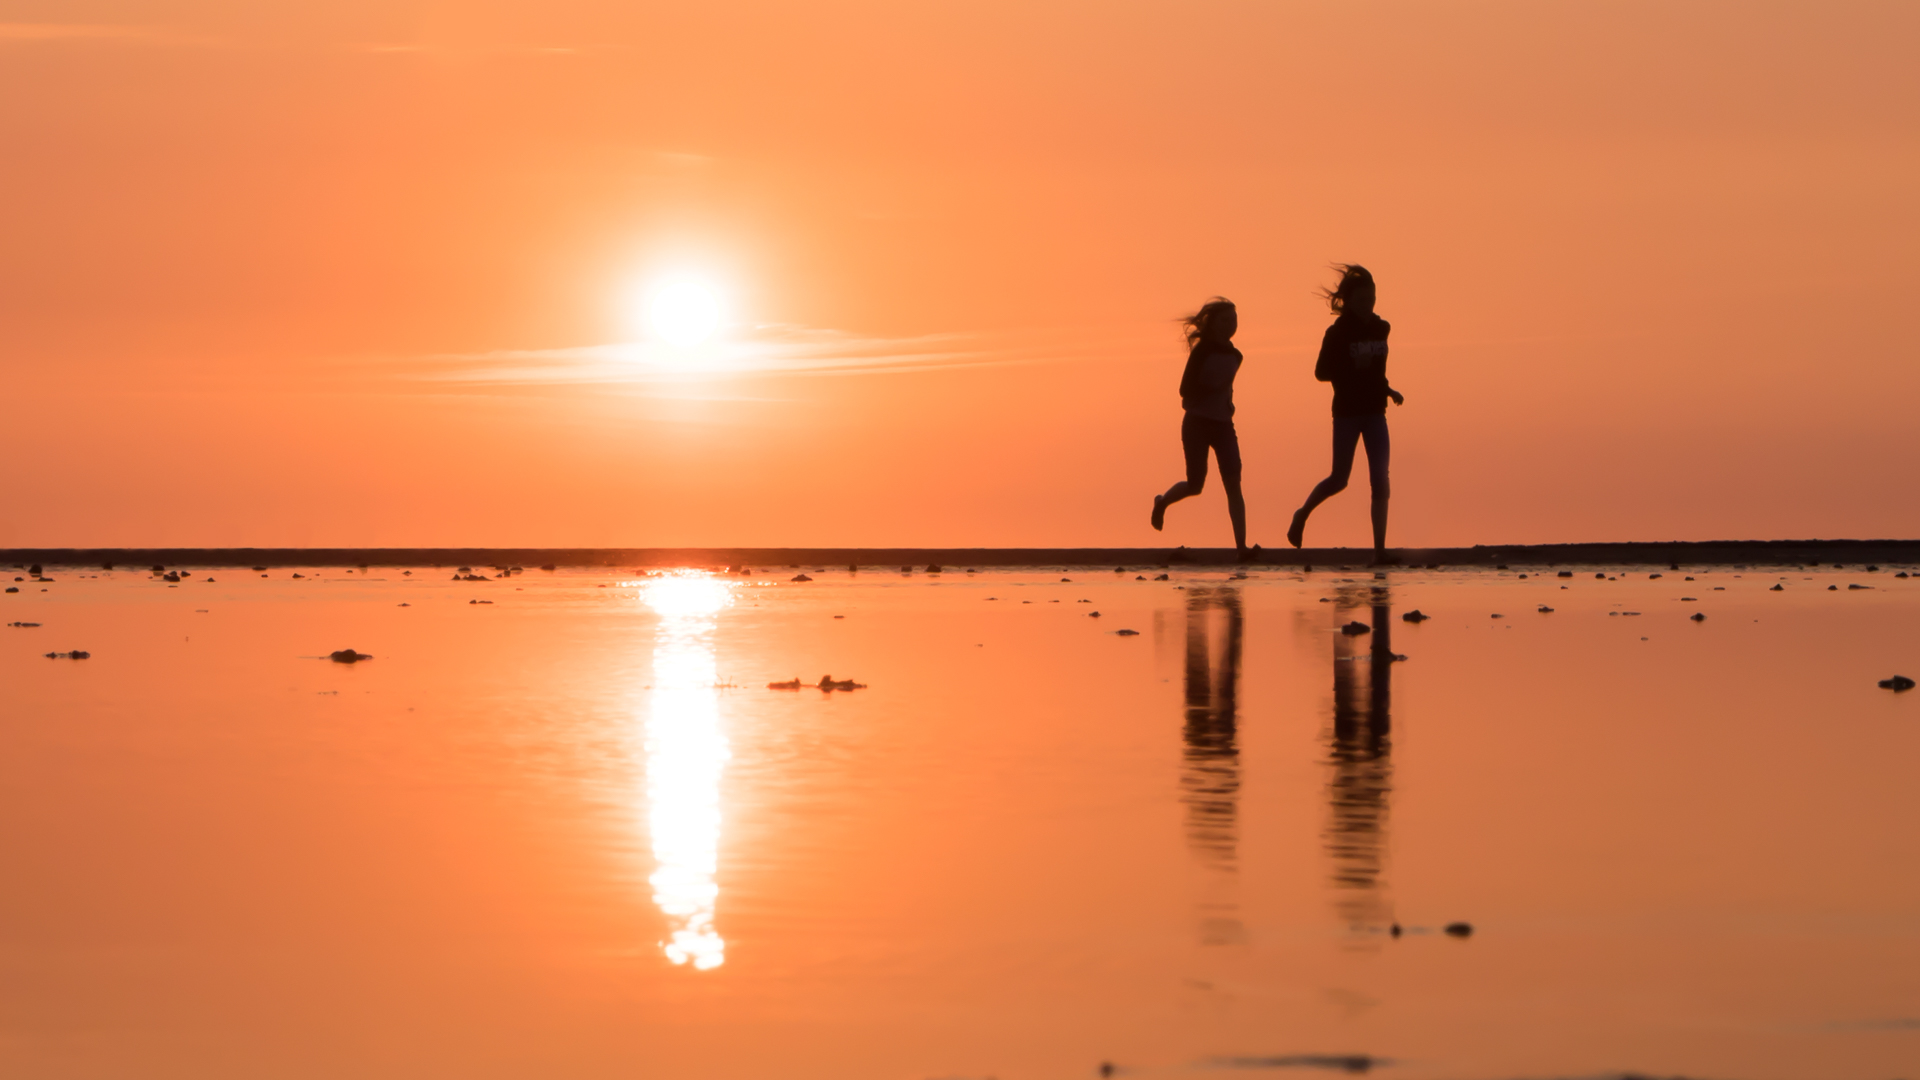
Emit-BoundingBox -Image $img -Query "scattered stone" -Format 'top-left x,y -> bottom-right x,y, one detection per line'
1135,575 -> 1146,580
1389,923 -> 1402,938
1444,922 -> 1473,938
1828,585 -> 1838,591
45,650 -> 90,659
1154,573 -> 1170,581
457,566 -> 472,572
1879,675 -> 1915,691
1609,611 -> 1619,616
791,574 -> 813,582
1557,570 -> 1573,578
1496,563 -> 1509,570
1868,565 -> 1880,572
1402,610 -> 1429,622
329,649 -> 371,663
1491,613 -> 1504,619
1518,573 -> 1528,579
1060,577 -> 1071,582
9,621 -> 41,627
3,588 -> 14,593
398,603 -> 410,607
1681,596 -> 1697,601
1770,584 -> 1784,591
1537,605 -> 1554,613
1623,611 -> 1641,616
1595,573 -> 1606,579
926,565 -> 943,573
1690,612 -> 1707,621
816,675 -> 866,691
469,599 -> 493,605
1848,583 -> 1871,590
1649,573 -> 1663,579
1088,611 -> 1101,618
767,678 -> 804,690
292,573 -> 305,579
1115,629 -> 1140,636
1114,566 -> 1126,573
1388,653 -> 1408,662
1341,621 -> 1371,635
252,566 -> 267,571
1900,572 -> 1910,579
163,572 -> 180,582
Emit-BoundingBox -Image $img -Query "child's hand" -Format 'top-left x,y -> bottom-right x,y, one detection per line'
1388,389 -> 1405,406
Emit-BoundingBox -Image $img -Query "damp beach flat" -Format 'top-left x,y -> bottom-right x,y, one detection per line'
3,559 -> 1918,1079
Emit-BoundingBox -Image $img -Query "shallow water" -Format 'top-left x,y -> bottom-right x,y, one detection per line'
4,563 -> 1918,1079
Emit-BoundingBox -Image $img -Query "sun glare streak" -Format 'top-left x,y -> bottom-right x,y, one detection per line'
643,572 -> 735,970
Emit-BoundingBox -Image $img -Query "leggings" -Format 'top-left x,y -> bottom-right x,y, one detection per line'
1321,414 -> 1390,496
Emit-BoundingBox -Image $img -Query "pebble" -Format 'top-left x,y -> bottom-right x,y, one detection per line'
1650,573 -> 1662,579
1537,605 -> 1554,613
1771,584 -> 1783,591
1154,574 -> 1170,581
1557,571 -> 1573,578
1341,621 -> 1371,635
1115,629 -> 1140,636
329,649 -> 371,663
45,650 -> 90,659
1848,583 -> 1870,590
1444,922 -> 1474,938
1595,573 -> 1606,579
1401,610 -> 1429,622
1690,613 -> 1707,621
1879,675 -> 1916,691
1088,611 -> 1101,618
791,574 -> 813,582
926,565 -> 943,573
1828,585 -> 1838,591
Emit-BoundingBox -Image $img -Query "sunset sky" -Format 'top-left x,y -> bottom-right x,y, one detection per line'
3,0 -> 1915,549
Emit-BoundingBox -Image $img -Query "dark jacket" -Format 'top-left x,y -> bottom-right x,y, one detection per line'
1315,313 -> 1391,417
1178,342 -> 1243,422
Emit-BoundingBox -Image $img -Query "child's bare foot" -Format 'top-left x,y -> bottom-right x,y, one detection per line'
1286,508 -> 1307,549
1237,544 -> 1264,564
1151,495 -> 1167,532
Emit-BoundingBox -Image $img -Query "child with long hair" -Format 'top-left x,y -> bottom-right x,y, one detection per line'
1150,297 -> 1252,555
1286,265 -> 1403,559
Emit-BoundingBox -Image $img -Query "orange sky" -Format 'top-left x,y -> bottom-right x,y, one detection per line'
3,1 -> 1916,549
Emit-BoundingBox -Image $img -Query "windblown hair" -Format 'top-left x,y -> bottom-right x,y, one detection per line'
1181,297 -> 1236,348
1320,263 -> 1375,315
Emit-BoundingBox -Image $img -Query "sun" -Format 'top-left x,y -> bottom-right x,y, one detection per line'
645,278 -> 724,347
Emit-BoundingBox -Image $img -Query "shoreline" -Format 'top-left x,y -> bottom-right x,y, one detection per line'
4,539 -> 1918,570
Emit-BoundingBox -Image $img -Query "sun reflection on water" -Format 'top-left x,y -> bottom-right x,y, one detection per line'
643,573 -> 735,970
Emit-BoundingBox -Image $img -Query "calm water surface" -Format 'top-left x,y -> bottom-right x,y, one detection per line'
4,564 -> 1918,1078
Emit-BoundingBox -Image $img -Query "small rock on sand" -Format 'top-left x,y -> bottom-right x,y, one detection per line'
1341,621 -> 1371,635
1444,922 -> 1474,938
329,649 -> 372,663
1771,584 -> 1784,591
1088,611 -> 1101,617
1154,573 -> 1170,581
1849,583 -> 1871,590
1557,571 -> 1573,578
1115,629 -> 1140,636
1537,605 -> 1554,613
1879,675 -> 1915,691
45,650 -> 90,659
1828,585 -> 1839,591
791,574 -> 813,582
1690,612 -> 1707,621
1402,610 -> 1429,622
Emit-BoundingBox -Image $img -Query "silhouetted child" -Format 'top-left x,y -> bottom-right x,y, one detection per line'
1287,265 -> 1403,559
1151,298 -> 1252,555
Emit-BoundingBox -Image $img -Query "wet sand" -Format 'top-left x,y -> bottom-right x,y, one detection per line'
7,538 -> 1920,570
3,565 -> 1917,1078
